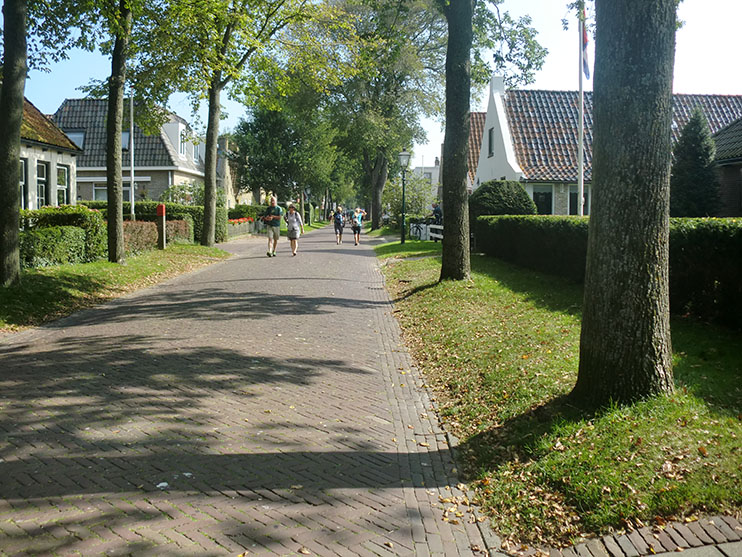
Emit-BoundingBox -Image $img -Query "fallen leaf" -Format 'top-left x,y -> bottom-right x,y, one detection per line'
298,548 -> 311,555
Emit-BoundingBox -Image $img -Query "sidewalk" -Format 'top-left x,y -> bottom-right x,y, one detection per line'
0,226 -> 739,557
0,226 -> 493,556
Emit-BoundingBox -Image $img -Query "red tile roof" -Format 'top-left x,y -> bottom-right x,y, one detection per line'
503,90 -> 742,183
469,112 -> 486,184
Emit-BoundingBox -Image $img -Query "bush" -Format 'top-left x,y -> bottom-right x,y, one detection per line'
81,201 -> 225,243
123,221 -> 158,255
475,215 -> 742,328
19,226 -> 87,268
21,205 -> 106,262
229,204 -> 268,221
470,180 -> 537,218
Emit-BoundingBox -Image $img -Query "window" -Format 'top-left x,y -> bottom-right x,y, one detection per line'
423,172 -> 432,183
488,127 -> 495,157
36,162 -> 49,207
532,184 -> 553,215
569,185 -> 591,216
94,184 -> 107,201
122,131 -> 130,151
66,130 -> 85,149
179,131 -> 187,156
57,165 -> 70,206
19,159 -> 27,209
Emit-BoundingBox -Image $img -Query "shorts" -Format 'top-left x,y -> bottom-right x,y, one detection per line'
287,230 -> 300,240
266,226 -> 280,241
334,224 -> 343,234
351,225 -> 361,233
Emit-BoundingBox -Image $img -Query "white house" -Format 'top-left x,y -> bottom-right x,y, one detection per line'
473,75 -> 742,215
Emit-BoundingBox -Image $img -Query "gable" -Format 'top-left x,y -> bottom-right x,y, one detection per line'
21,98 -> 80,152
52,98 -> 201,173
504,90 -> 742,183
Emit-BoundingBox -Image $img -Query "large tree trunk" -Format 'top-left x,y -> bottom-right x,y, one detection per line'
202,75 -> 221,246
106,0 -> 131,264
368,152 -> 388,230
439,0 -> 472,281
572,0 -> 676,408
0,0 -> 27,287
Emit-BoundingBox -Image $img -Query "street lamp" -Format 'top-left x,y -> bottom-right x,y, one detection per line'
398,149 -> 411,244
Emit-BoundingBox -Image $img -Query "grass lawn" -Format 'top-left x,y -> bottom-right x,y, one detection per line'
0,244 -> 230,333
377,240 -> 741,548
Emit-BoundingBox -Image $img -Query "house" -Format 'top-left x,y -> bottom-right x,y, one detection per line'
20,97 -> 82,210
412,156 -> 442,200
52,98 -> 205,203
713,117 -> 742,216
474,75 -> 742,215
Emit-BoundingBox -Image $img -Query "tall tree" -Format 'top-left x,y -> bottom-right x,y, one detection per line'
670,107 -> 721,217
104,0 -> 133,263
1,0 -> 94,286
573,0 -> 676,407
0,0 -> 27,287
436,0 -> 473,281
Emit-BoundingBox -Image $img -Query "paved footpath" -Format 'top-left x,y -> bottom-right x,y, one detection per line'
1,226 -> 740,557
0,226 -> 495,556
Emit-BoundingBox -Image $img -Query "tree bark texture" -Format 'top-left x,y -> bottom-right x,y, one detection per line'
106,0 -> 132,264
368,152 -> 388,231
573,0 -> 676,407
201,76 -> 221,247
439,0 -> 473,281
0,0 -> 27,287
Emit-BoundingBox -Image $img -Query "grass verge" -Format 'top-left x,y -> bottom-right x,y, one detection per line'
378,241 -> 741,548
0,244 -> 230,333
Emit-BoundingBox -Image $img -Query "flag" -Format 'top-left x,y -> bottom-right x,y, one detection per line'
581,10 -> 591,79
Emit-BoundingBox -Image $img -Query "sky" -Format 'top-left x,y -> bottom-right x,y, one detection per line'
20,0 -> 742,169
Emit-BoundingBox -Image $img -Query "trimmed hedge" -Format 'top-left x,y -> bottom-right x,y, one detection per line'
20,205 -> 106,262
19,226 -> 87,268
229,204 -> 268,221
470,180 -> 537,218
123,221 -> 158,255
81,200 -> 225,243
474,215 -> 742,328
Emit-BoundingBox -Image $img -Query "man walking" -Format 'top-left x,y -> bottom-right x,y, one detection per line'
262,196 -> 284,256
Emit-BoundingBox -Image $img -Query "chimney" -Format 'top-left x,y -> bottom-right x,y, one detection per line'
490,74 -> 505,95
434,157 -> 440,166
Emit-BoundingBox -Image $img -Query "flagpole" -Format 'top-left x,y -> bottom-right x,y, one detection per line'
578,6 -> 585,217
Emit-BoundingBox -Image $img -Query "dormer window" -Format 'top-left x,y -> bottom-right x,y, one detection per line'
180,131 -> 187,156
122,131 -> 130,151
66,130 -> 85,149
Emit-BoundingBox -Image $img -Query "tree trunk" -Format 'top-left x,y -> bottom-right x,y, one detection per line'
572,0 -> 676,408
439,0 -> 473,281
0,0 -> 27,287
202,75 -> 221,246
369,152 -> 388,230
106,0 -> 131,264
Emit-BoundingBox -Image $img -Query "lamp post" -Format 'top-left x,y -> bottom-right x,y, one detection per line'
398,149 -> 410,244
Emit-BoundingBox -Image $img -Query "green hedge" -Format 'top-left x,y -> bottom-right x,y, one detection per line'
229,204 -> 268,221
21,205 -> 106,262
474,215 -> 742,328
81,200 -> 225,243
19,226 -> 87,268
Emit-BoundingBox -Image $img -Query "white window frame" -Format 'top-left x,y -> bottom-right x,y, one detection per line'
36,161 -> 49,207
57,165 -> 70,206
19,158 -> 27,210
93,184 -> 108,201
179,130 -> 187,156
488,127 -> 495,157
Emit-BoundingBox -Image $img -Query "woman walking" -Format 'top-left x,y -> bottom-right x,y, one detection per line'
351,207 -> 366,245
284,204 -> 305,256
332,206 -> 344,245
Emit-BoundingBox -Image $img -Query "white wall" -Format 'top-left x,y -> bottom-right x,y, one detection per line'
19,144 -> 78,209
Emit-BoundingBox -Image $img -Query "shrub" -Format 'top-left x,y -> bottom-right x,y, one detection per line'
470,180 -> 537,218
20,205 -> 106,262
475,215 -> 742,328
19,226 -> 87,268
123,221 -> 158,255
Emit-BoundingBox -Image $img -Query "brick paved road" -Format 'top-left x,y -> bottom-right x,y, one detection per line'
0,226 -> 495,556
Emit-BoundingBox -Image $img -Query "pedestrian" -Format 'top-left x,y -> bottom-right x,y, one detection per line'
333,206 -> 345,244
351,207 -> 366,245
284,204 -> 305,256
431,202 -> 443,243
262,196 -> 284,257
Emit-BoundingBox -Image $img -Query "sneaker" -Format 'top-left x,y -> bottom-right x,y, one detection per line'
267,251 -> 272,257
271,251 -> 277,257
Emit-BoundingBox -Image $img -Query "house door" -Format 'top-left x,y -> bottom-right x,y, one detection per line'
532,185 -> 553,215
